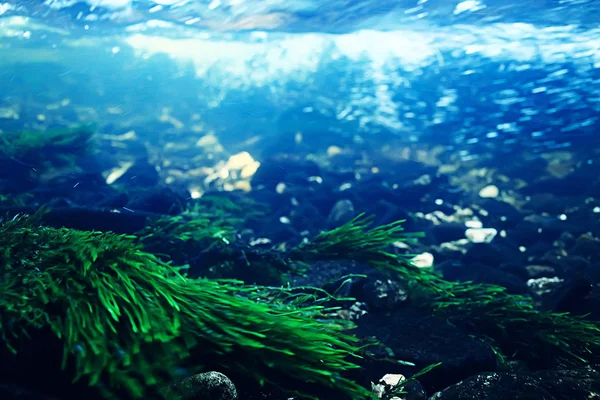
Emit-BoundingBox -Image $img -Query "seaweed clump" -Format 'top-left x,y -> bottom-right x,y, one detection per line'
135,206 -> 600,369
0,210 -> 370,399
0,125 -> 96,194
292,214 -> 600,368
0,124 -> 95,170
137,196 -> 291,284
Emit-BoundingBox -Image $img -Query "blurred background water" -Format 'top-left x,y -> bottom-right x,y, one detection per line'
1,0 -> 598,157
1,1 -> 599,248
1,0 -> 600,256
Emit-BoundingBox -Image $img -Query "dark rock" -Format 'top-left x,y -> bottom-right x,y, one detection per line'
403,380 -> 428,400
429,367 -> 600,400
113,158 -> 160,188
357,278 -> 408,311
538,251 -> 590,274
423,201 -> 456,217
440,260 -> 527,294
541,277 -> 594,315
528,215 -> 578,243
0,385 -> 62,400
37,172 -> 120,207
252,156 -> 320,190
524,264 -> 557,279
570,234 -> 600,260
510,216 -> 579,247
392,173 -> 442,207
322,275 -> 365,299
348,179 -> 395,206
327,170 -> 357,183
308,190 -> 343,219
524,193 -> 567,214
521,176 -> 587,197
582,287 -> 600,320
328,152 -> 363,169
508,220 -> 544,247
583,263 -> 600,284
498,262 -> 530,281
162,371 -> 237,400
461,243 -> 522,268
46,197 -> 75,208
503,157 -> 547,183
434,259 -> 464,275
429,242 -> 468,264
326,199 -> 355,229
558,231 -> 577,250
264,224 -> 299,245
94,192 -> 129,208
497,360 -> 530,373
289,201 -> 326,232
126,187 -> 185,215
522,241 -> 553,258
478,199 -> 521,228
429,223 -> 466,244
370,200 -> 412,228
248,189 -> 293,219
292,260 -> 363,289
0,206 -> 151,234
354,307 -> 497,393
232,386 -> 288,400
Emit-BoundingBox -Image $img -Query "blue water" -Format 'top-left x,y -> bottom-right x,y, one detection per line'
1,0 -> 599,157
4,0 -> 600,32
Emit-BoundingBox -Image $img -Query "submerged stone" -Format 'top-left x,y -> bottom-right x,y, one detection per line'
429,367 -> 600,400
162,372 -> 237,400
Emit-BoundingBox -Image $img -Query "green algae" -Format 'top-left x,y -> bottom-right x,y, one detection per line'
0,210 -> 371,399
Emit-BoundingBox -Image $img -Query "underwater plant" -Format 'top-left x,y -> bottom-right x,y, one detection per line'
0,192 -> 35,207
7,198 -> 595,399
288,214 -> 433,288
136,204 -> 600,368
136,196 -> 292,284
0,124 -> 96,195
0,210 -> 372,399
428,282 -> 600,367
137,195 -> 249,252
0,124 -> 95,169
289,214 -> 600,368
